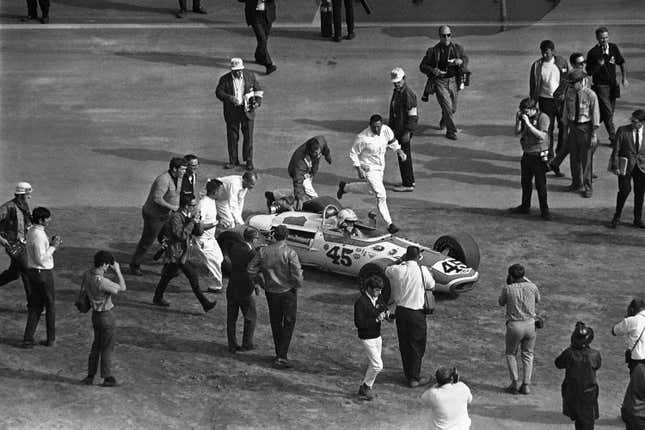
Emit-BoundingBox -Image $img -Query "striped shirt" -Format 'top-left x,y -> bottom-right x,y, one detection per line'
498,280 -> 540,322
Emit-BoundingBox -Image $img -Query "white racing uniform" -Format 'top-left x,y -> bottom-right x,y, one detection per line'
196,195 -> 223,290
345,125 -> 400,225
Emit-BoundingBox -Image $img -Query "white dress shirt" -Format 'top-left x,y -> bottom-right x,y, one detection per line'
217,175 -> 248,227
385,260 -> 435,310
635,128 -> 642,152
614,310 -> 645,360
26,225 -> 56,270
349,125 -> 399,172
232,74 -> 245,106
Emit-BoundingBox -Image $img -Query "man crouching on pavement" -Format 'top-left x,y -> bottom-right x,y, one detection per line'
81,251 -> 126,387
247,225 -> 303,369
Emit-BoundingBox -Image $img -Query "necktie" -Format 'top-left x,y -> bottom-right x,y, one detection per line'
574,92 -> 580,123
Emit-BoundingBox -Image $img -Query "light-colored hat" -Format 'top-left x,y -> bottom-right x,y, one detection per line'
390,67 -> 405,83
15,182 -> 32,194
230,57 -> 244,70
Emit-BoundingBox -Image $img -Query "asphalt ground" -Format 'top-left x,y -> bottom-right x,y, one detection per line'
1,0 -> 645,428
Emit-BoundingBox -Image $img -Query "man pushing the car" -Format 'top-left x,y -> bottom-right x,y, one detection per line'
337,114 -> 406,234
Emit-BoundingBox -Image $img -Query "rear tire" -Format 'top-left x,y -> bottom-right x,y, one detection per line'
433,233 -> 480,270
358,259 -> 393,304
216,230 -> 244,276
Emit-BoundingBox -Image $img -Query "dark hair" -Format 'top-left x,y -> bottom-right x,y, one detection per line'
627,298 -> 645,317
306,138 -> 322,154
184,154 -> 198,162
94,250 -> 115,267
32,207 -> 51,224
508,263 -> 525,279
273,225 -> 289,241
595,26 -> 609,37
539,40 -> 555,52
243,227 -> 260,241
365,277 -> 384,290
571,321 -> 594,349
206,179 -> 223,196
242,171 -> 258,183
569,52 -> 584,65
519,98 -> 537,110
179,193 -> 196,208
369,114 -> 383,124
435,366 -> 458,386
169,157 -> 188,170
632,109 -> 645,122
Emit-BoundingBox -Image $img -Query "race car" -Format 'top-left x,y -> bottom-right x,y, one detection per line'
217,196 -> 480,301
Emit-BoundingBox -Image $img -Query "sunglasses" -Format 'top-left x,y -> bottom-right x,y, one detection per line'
575,61 -> 586,66
440,33 -> 451,38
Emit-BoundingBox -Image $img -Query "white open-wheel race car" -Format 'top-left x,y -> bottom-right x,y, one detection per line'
216,196 -> 480,302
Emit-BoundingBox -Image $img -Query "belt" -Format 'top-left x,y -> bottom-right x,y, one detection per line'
28,268 -> 52,273
572,120 -> 591,125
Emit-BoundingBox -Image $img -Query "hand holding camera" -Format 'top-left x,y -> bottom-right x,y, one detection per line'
51,235 -> 62,248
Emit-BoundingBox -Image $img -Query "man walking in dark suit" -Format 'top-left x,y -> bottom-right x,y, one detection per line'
226,227 -> 260,353
609,109 -> 645,228
331,0 -> 354,42
181,154 -> 200,197
215,58 -> 264,171
244,0 -> 277,74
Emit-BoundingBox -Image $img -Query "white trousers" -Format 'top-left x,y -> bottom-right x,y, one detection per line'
344,170 -> 392,225
360,336 -> 383,388
196,238 -> 223,289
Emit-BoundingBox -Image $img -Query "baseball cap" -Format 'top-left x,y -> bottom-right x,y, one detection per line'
390,67 -> 405,83
568,69 -> 587,83
15,182 -> 33,194
230,57 -> 244,70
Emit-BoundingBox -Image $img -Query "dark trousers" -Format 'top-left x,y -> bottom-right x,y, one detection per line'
226,108 -> 254,165
569,122 -> 595,191
0,251 -> 29,299
265,289 -> 297,359
593,85 -> 616,141
538,97 -> 565,159
131,209 -> 169,267
26,0 -> 49,18
23,269 -> 55,343
435,77 -> 458,135
624,416 -> 645,430
250,11 -> 273,66
154,262 -> 210,308
574,418 -> 594,430
615,167 -> 645,223
178,0 -> 201,11
520,153 -> 549,214
226,294 -> 257,349
395,306 -> 427,381
551,125 -> 573,172
332,0 -> 354,38
88,310 -> 116,379
397,133 -> 415,187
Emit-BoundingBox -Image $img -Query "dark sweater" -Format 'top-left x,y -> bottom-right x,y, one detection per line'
354,291 -> 387,340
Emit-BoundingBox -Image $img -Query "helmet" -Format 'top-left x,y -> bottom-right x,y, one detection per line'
571,321 -> 594,348
337,208 -> 358,227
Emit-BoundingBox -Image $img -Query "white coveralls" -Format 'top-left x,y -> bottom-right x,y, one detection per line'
346,124 -> 400,225
196,195 -> 223,290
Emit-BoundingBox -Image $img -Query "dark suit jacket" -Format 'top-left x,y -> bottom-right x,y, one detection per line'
244,0 -> 276,26
611,125 -> 645,175
181,172 -> 198,197
354,291 -> 387,340
227,241 -> 256,299
215,70 -> 263,122
287,136 -> 331,200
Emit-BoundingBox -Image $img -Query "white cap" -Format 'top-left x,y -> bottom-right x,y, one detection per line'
15,182 -> 32,194
230,57 -> 244,70
390,67 -> 405,83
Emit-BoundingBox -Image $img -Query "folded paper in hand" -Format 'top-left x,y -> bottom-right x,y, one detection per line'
244,91 -> 256,112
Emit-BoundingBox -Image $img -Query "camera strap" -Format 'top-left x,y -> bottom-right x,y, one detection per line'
629,317 -> 645,356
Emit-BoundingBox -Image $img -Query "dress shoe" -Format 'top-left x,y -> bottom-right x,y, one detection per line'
176,9 -> 187,17
223,162 -> 236,170
506,381 -> 519,394
445,132 -> 458,141
239,344 -> 255,352
519,383 -> 530,395
608,217 -> 619,229
152,297 -> 170,307
550,165 -> 564,177
582,190 -> 592,198
392,185 -> 415,192
81,376 -> 94,385
592,173 -> 598,179
541,211 -> 552,221
245,161 -> 254,171
228,345 -> 241,354
508,205 -> 530,215
129,265 -> 144,276
273,358 -> 293,369
408,379 -> 420,388
421,95 -> 429,102
21,341 -> 35,349
633,220 -> 645,229
344,32 -> 355,40
39,340 -> 55,347
417,377 -> 431,386
332,36 -> 342,42
192,8 -> 207,14
101,377 -> 119,387
41,16 -> 49,24
565,184 -> 584,192
387,223 -> 400,234
337,181 -> 346,199
265,64 -> 277,75
202,300 -> 217,313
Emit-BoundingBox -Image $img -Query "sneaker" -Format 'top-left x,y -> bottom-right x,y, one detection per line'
387,223 -> 399,234
519,383 -> 530,395
508,205 -> 530,215
506,381 -> 519,394
337,181 -> 346,199
81,376 -> 94,385
202,300 -> 217,313
152,297 -> 170,307
392,185 -> 415,192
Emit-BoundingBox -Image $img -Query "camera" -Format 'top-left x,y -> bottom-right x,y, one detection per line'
539,150 -> 549,163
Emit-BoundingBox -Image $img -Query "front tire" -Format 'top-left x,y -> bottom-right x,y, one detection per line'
433,233 -> 480,270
